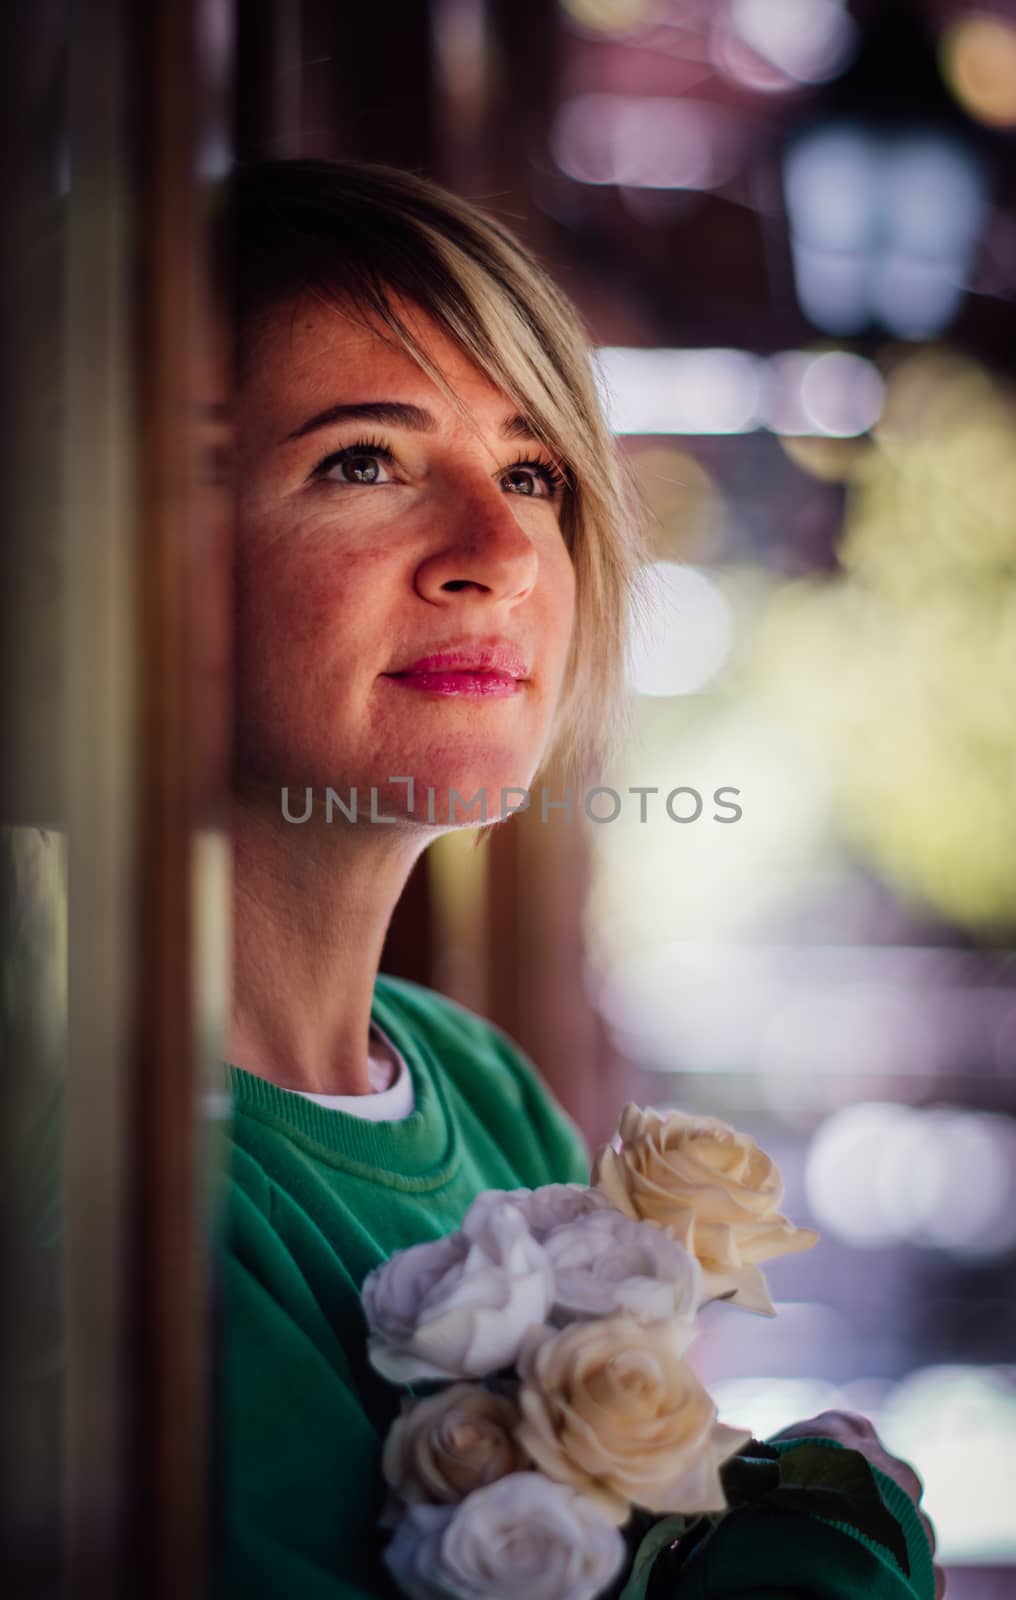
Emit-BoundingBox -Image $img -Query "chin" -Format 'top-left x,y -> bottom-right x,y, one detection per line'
237,720 -> 552,829
340,723 -> 542,824
369,760 -> 538,829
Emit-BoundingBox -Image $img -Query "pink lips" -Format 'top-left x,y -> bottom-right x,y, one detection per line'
385,647 -> 527,698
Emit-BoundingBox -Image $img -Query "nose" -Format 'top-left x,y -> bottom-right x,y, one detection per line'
414,479 -> 541,608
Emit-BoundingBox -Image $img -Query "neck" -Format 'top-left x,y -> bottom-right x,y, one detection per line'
228,785 -> 430,1094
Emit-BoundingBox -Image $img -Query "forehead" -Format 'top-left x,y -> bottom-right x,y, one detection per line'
238,291 -> 515,435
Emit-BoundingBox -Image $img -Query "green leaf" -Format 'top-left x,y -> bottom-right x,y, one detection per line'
619,1514 -> 713,1600
720,1443 -> 782,1505
618,1442 -> 912,1600
741,1438 -> 781,1461
773,1445 -> 911,1577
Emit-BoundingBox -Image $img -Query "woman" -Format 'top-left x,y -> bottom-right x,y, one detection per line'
219,159 -> 943,1599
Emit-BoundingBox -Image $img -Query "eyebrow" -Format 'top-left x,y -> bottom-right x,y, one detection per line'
283,399 -> 539,445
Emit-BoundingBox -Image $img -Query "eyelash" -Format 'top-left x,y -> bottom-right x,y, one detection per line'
514,454 -> 568,497
309,435 -> 568,497
311,434 -> 395,478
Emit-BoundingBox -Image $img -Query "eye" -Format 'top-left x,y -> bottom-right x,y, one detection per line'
311,438 -> 397,486
499,456 -> 567,500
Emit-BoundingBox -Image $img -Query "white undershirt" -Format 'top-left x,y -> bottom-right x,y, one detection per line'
285,1021 -> 416,1121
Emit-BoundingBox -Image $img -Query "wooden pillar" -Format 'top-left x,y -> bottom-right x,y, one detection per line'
62,1 -> 232,1593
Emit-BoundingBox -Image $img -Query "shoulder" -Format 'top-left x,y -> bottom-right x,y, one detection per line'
374,973 -> 590,1184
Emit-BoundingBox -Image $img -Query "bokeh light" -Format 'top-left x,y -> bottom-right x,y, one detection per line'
712,1376 -> 842,1438
941,12 -> 1016,128
629,445 -> 728,565
552,94 -> 742,191
771,349 -> 884,435
707,1367 -> 1016,1561
596,346 -> 883,436
880,1366 -> 1016,1562
626,562 -> 734,696
783,125 -> 988,338
585,692 -> 837,1045
757,983 -> 943,1085
727,0 -> 857,87
804,1101 -> 1016,1255
557,0 -> 660,36
745,349 -> 1016,934
596,347 -> 762,434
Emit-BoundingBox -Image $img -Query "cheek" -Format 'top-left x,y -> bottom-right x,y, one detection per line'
236,534 -> 393,660
233,538 -> 397,780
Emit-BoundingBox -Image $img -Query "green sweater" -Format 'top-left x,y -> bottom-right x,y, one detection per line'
218,974 -> 935,1600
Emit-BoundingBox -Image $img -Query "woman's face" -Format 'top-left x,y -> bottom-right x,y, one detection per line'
233,292 -> 576,826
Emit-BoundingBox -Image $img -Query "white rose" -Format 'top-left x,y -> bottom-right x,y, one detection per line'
462,1184 -> 617,1245
382,1384 -> 529,1508
515,1315 -> 750,1526
544,1209 -> 703,1335
363,1208 -> 554,1383
383,1472 -> 626,1600
593,1104 -> 819,1315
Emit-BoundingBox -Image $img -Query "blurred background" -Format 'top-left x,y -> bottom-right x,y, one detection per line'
3,1 -> 1015,1595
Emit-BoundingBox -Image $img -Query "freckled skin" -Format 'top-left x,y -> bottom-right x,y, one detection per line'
233,293 -> 576,824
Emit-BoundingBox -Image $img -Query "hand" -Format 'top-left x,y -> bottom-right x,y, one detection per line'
768,1411 -> 945,1599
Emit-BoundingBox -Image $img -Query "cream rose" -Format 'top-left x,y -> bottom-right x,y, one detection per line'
515,1316 -> 750,1526
363,1208 -> 553,1383
382,1384 -> 529,1508
592,1104 -> 819,1314
383,1473 -> 626,1600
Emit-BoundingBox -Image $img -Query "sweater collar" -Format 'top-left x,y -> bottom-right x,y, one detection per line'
222,978 -> 460,1188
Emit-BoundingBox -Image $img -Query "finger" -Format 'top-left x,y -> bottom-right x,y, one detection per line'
831,1409 -> 878,1439
919,1509 -> 936,1557
769,1410 -> 876,1443
888,1457 -> 924,1508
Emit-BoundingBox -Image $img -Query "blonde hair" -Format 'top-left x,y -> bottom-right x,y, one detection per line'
228,159 -> 647,786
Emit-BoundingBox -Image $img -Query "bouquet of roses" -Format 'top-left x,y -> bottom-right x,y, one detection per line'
360,1104 -> 823,1600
